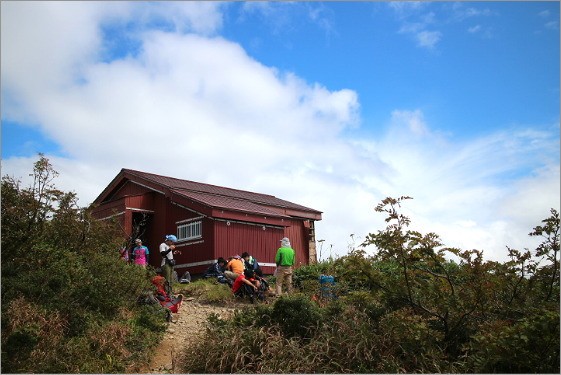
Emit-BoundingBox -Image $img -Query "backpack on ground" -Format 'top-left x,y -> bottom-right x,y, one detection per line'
151,275 -> 183,315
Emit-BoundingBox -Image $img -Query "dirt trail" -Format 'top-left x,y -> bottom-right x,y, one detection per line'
138,298 -> 238,374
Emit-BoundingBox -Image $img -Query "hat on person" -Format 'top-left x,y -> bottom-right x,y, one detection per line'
234,255 -> 242,259
280,237 -> 291,247
165,234 -> 178,242
135,239 -> 142,244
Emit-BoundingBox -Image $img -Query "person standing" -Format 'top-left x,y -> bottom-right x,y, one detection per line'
275,237 -> 295,296
160,235 -> 178,284
132,238 -> 150,268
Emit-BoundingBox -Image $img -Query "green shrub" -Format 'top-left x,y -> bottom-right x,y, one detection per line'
292,261 -> 333,292
1,156 -> 166,373
464,309 -> 560,373
341,290 -> 387,322
180,199 -> 559,373
270,294 -> 323,339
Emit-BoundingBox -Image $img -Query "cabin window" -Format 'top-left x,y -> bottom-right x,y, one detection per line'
177,221 -> 202,241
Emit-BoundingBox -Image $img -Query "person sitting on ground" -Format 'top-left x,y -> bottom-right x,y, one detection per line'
241,251 -> 263,277
203,257 -> 228,284
232,269 -> 264,303
224,255 -> 244,282
241,251 -> 271,292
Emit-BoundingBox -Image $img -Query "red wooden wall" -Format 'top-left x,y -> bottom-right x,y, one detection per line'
213,220 -> 285,274
92,180 -> 314,276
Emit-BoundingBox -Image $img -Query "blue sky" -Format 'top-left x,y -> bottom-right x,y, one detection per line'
2,1 -> 559,262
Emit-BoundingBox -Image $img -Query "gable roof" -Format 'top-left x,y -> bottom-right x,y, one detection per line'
93,169 -> 322,221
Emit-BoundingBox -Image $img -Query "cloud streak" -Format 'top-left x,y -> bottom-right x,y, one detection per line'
389,2 -> 497,48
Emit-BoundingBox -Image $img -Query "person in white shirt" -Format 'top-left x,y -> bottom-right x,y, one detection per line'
160,234 -> 178,285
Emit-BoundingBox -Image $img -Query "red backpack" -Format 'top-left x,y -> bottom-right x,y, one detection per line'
151,275 -> 183,314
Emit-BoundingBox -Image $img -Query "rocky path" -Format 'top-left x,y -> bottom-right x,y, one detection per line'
138,298 -> 238,374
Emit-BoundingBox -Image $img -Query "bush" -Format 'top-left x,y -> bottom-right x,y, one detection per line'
1,156 -> 165,373
270,294 -> 323,339
464,309 -> 560,373
180,197 -> 559,374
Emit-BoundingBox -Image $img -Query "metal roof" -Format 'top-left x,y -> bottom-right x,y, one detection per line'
170,188 -> 292,218
118,169 -> 322,219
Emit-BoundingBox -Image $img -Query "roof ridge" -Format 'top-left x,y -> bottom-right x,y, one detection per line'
122,168 -> 321,214
123,168 -> 276,198
170,187 -> 289,208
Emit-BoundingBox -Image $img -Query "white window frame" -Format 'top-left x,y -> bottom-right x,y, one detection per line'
177,220 -> 202,241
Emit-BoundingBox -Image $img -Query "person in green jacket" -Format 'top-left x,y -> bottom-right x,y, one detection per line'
275,237 -> 295,296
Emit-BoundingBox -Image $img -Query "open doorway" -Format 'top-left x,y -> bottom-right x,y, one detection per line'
131,211 -> 152,242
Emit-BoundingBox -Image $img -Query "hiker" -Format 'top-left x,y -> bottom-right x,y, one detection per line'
275,237 -> 295,296
131,239 -> 150,268
232,269 -> 264,303
225,255 -> 244,282
160,234 -> 179,285
241,251 -> 270,291
241,251 -> 263,277
203,257 -> 229,284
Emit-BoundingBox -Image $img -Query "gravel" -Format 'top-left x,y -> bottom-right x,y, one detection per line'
139,298 -> 238,374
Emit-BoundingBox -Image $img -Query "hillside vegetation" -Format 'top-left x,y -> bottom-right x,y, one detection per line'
2,156 -> 559,373
1,156 -> 166,373
178,197 -> 560,373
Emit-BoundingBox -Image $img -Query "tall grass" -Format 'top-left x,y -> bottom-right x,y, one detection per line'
178,292 -> 456,373
178,238 -> 559,374
177,278 -> 233,304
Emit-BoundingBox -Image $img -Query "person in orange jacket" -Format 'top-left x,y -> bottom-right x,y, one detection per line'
224,255 -> 244,282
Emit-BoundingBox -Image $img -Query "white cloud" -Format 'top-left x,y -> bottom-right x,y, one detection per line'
143,2 -> 225,35
544,21 -> 559,30
347,113 -> 560,262
388,2 -> 427,17
450,3 -> 493,21
1,2 -> 106,120
391,3 -> 442,49
391,3 -> 498,49
468,25 -> 482,33
389,109 -> 430,137
415,30 -> 442,49
458,7 -> 491,19
2,2 -> 559,265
